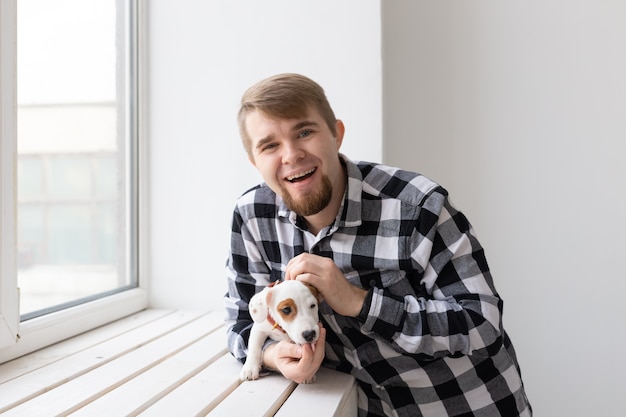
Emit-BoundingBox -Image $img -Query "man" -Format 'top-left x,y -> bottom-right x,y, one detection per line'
225,73 -> 532,416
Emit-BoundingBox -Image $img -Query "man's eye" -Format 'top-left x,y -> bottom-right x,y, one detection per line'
281,307 -> 292,315
298,129 -> 312,138
257,143 -> 277,155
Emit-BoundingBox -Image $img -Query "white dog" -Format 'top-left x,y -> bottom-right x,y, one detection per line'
240,280 -> 321,382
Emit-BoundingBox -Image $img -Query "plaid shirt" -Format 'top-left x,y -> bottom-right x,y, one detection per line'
225,156 -> 532,417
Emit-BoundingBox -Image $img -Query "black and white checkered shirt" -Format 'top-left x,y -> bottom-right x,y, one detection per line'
225,155 -> 532,417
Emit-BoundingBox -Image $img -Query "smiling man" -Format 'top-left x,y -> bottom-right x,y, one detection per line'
225,73 -> 532,417
244,107 -> 346,230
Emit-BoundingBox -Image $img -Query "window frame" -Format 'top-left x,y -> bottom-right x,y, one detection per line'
0,0 -> 149,362
0,0 -> 20,351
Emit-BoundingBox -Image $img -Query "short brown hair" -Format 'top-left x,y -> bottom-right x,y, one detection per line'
238,73 -> 337,157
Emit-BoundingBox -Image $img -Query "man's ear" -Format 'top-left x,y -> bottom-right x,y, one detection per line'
334,119 -> 345,150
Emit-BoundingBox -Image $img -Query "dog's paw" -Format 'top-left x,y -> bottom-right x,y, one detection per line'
240,362 -> 261,381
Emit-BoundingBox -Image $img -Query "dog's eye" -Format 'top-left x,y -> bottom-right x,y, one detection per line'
281,306 -> 292,315
310,303 -> 316,309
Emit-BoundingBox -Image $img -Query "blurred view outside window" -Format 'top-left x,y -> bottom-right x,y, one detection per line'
17,0 -> 137,320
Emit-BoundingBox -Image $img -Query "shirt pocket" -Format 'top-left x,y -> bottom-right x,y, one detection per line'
344,268 -> 407,289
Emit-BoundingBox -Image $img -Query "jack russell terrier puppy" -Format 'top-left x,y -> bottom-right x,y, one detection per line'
240,280 -> 321,382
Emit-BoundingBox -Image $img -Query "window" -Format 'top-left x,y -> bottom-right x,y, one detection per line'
0,0 -> 147,359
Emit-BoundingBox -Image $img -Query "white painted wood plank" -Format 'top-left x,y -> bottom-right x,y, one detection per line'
0,311 -> 224,416
275,367 -> 358,417
138,354 -> 243,417
0,309 -> 171,383
207,373 -> 297,417
336,381 -> 359,417
0,309 -> 209,413
1,310 -> 355,417
70,328 -> 229,416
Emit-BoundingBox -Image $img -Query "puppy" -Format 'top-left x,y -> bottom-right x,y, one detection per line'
240,280 -> 321,382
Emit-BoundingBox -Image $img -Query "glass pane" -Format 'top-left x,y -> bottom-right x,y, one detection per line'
17,205 -> 44,267
95,156 -> 118,199
17,0 -> 136,320
47,204 -> 93,264
17,157 -> 44,199
95,203 -> 118,264
48,157 -> 93,199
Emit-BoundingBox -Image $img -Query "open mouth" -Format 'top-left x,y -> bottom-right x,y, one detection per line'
286,168 -> 316,183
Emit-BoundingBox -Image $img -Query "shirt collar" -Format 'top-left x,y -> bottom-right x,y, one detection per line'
339,154 -> 363,228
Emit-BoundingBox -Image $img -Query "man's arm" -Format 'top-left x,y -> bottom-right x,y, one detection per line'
287,190 -> 504,360
225,206 -> 267,362
357,191 -> 504,359
225,206 -> 325,381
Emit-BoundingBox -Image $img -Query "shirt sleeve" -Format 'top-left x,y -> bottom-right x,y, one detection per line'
224,205 -> 271,363
357,189 -> 505,360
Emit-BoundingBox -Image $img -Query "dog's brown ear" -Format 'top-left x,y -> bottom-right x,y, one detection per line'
302,282 -> 322,302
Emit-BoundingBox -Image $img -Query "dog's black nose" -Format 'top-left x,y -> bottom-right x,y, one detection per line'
302,330 -> 317,342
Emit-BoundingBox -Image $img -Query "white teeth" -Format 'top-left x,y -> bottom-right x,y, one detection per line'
287,168 -> 315,181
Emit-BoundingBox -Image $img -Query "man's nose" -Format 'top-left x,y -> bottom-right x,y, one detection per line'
282,141 -> 305,163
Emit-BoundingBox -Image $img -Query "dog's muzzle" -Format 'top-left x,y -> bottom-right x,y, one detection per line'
302,329 -> 317,343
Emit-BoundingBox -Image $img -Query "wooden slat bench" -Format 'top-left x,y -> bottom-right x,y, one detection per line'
0,309 -> 357,417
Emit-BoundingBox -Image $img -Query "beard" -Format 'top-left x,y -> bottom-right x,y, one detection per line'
281,173 -> 333,216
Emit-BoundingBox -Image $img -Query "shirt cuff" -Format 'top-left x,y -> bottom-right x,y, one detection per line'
356,288 -> 374,323
359,287 -> 406,340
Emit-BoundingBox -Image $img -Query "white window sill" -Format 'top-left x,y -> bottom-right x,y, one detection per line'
0,288 -> 148,364
0,308 -> 357,416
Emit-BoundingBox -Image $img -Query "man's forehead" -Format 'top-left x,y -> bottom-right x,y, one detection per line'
250,106 -> 320,125
246,108 -> 322,138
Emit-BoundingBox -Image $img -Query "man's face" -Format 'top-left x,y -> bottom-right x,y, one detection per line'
245,107 -> 344,217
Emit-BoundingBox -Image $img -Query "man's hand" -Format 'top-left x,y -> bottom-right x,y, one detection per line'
285,253 -> 367,317
262,323 -> 326,384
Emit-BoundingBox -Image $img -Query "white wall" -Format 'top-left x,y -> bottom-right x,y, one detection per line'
383,2 -> 626,416
148,1 -> 382,310
150,1 -> 626,415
